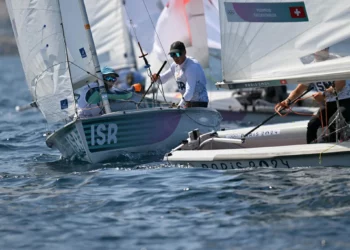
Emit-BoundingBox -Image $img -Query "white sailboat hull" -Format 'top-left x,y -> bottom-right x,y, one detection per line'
46,107 -> 221,163
164,121 -> 350,168
165,142 -> 350,169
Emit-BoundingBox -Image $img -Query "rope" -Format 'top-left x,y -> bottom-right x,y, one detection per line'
183,110 -> 221,128
123,3 -> 172,106
318,123 -> 349,164
274,95 -> 317,117
141,0 -> 169,61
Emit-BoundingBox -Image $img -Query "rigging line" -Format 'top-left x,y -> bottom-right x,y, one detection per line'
231,20 -> 324,76
124,1 -> 171,105
122,3 -> 140,44
124,4 -> 155,102
141,0 -> 179,89
141,0 -> 169,64
139,0 -> 176,103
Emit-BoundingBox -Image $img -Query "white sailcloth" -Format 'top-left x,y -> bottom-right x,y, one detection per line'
218,0 -> 350,89
6,0 -> 99,122
84,0 -> 136,71
151,0 -> 210,68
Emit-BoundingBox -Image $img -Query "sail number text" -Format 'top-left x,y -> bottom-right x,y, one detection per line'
90,123 -> 118,146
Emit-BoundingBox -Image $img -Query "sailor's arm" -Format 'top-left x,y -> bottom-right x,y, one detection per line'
324,80 -> 346,95
151,67 -> 173,84
276,83 -> 308,109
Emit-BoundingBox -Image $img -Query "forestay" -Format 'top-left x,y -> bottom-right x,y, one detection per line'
6,0 -> 97,122
85,0 -> 136,71
217,0 -> 350,89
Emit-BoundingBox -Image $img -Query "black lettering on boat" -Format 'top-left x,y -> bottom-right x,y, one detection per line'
271,159 -> 278,168
236,162 -> 242,168
249,161 -> 256,167
202,164 -> 209,168
230,162 -> 235,169
211,163 -> 219,169
280,159 -> 290,168
220,163 -> 228,169
259,160 -> 269,167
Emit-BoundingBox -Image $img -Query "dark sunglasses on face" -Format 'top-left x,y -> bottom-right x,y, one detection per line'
104,75 -> 117,82
170,52 -> 182,58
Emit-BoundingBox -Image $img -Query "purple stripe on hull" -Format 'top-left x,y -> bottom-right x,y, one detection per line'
150,112 -> 182,143
219,110 -> 246,122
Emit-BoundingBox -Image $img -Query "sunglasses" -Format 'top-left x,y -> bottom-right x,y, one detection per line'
104,75 -> 117,82
169,52 -> 182,58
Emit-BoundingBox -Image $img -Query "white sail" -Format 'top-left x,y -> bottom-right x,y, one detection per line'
151,0 -> 209,68
6,0 -> 99,122
204,0 -> 221,50
84,0 -> 136,71
218,0 -> 350,89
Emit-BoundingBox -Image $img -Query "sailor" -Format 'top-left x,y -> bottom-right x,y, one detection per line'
151,41 -> 209,108
276,48 -> 350,143
75,67 -> 142,117
116,69 -> 146,94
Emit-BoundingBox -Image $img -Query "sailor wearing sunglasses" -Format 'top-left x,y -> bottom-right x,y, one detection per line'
75,67 -> 142,117
151,41 -> 209,108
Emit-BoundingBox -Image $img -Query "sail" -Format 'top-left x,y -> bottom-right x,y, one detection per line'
84,0 -> 136,71
204,0 -> 221,50
6,0 -> 97,122
218,0 -> 350,90
151,0 -> 210,68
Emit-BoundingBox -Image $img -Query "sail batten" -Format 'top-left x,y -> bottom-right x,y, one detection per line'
218,0 -> 350,89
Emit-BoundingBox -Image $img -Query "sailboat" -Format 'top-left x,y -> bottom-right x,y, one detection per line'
164,0 -> 350,168
129,0 -> 318,124
5,0 -> 222,163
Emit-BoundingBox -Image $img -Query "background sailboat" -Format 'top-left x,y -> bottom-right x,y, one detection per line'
123,0 -> 318,124
165,0 -> 350,168
5,0 -> 222,163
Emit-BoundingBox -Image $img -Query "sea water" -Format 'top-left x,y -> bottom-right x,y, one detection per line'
1,56 -> 350,250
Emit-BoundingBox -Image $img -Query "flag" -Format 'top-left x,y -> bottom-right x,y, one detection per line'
289,6 -> 306,18
280,80 -> 287,85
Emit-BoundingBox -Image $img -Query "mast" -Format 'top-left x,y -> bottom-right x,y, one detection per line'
77,0 -> 111,114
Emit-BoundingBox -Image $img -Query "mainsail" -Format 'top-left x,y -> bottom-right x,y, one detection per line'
85,0 -> 137,71
6,0 -> 98,122
217,0 -> 350,89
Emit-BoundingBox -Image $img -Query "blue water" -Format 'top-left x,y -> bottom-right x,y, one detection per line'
1,56 -> 350,250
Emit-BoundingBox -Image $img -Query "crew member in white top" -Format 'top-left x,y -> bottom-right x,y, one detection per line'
276,47 -> 350,143
151,41 -> 209,108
